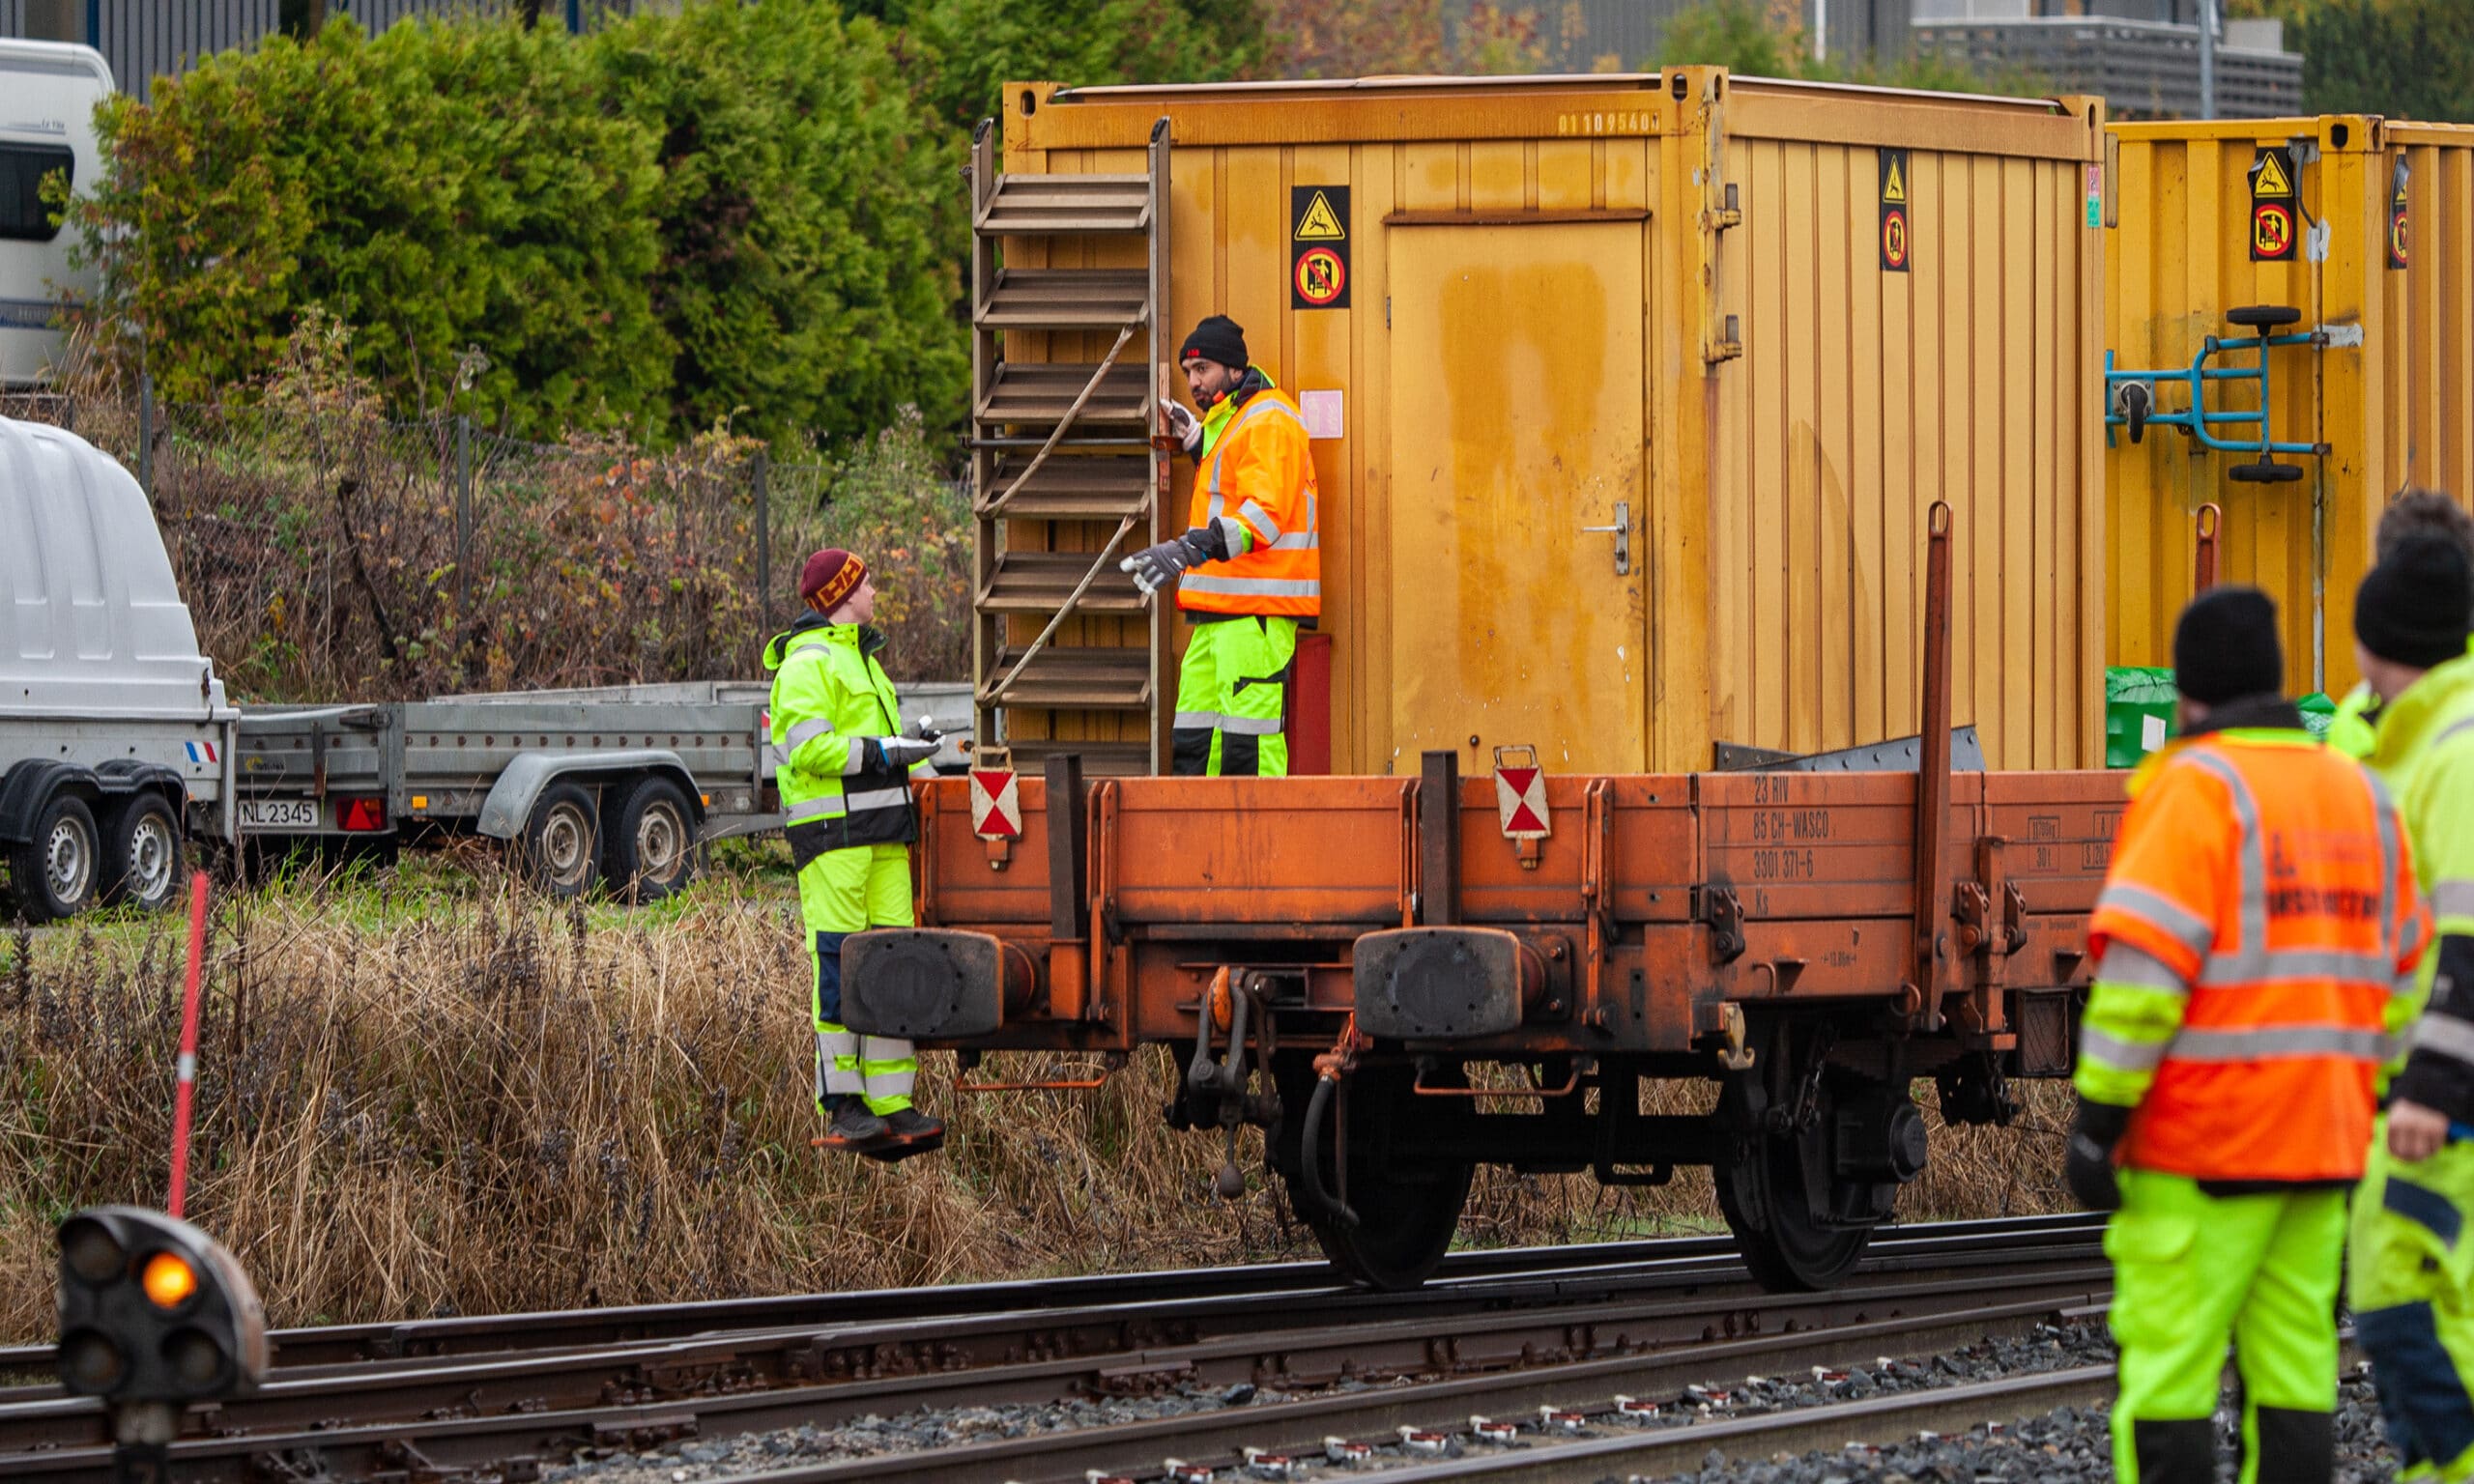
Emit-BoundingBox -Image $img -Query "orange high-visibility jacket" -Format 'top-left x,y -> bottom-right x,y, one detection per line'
1180,387 -> 1320,618
2087,730 -> 2430,1183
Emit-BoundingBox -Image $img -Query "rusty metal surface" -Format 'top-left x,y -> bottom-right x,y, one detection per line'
913,757 -> 2114,1056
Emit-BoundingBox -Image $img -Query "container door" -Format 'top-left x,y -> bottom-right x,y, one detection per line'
1385,223 -> 1647,772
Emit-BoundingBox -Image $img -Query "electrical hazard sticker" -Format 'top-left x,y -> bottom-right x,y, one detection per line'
1879,148 -> 1910,273
1290,185 -> 1351,309
2390,156 -> 2409,271
2251,146 -> 2297,262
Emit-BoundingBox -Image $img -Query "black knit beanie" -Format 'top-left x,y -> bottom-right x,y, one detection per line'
2356,532 -> 2474,670
1178,315 -> 1248,371
2173,586 -> 2285,706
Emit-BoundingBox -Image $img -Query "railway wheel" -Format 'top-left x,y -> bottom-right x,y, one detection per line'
8,791 -> 100,923
604,776 -> 698,904
101,793 -> 182,913
1713,1023 -> 1909,1292
1272,1057 -> 1474,1291
517,782 -> 601,899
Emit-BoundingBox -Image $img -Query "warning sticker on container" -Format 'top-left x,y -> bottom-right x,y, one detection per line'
2390,157 -> 2410,271
1291,185 -> 1351,309
1293,189 -> 1346,242
1300,389 -> 1343,441
1879,149 -> 1910,273
2251,146 -> 2298,263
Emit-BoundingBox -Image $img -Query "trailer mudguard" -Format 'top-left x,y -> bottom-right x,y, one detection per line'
475,751 -> 704,841
0,760 -> 98,843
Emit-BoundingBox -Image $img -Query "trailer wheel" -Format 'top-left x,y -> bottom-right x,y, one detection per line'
605,776 -> 699,904
516,782 -> 600,899
8,792 -> 101,923
101,793 -> 183,912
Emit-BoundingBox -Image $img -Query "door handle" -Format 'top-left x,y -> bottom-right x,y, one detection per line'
1579,500 -> 1631,576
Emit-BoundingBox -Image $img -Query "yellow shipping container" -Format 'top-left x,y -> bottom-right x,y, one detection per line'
2107,117 -> 2474,699
980,71 -> 2109,776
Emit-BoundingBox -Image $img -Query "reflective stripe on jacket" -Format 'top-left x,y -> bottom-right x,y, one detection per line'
763,616 -> 927,865
2364,650 -> 2474,1124
2078,726 -> 2429,1183
1181,376 -> 1320,618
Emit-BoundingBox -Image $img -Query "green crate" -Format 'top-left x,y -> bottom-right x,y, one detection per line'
2106,667 -> 2338,767
2106,666 -> 2177,768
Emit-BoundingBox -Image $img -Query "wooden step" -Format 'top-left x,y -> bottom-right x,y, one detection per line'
978,174 -> 1151,237
993,735 -> 1153,778
978,269 -> 1150,331
982,455 -> 1153,520
978,550 -> 1149,614
981,645 -> 1152,710
976,361 -> 1150,427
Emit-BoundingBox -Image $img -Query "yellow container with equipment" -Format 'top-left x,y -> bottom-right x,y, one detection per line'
974,70 -> 2110,776
2106,116 -> 2474,700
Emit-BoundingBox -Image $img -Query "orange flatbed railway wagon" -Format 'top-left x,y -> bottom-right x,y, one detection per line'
848,513 -> 2116,1291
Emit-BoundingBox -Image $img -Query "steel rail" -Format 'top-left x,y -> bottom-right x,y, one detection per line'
0,1213 -> 2101,1376
0,1228 -> 2106,1454
1327,1365 -> 2120,1484
0,1264 -> 2112,1483
641,1304 -> 2118,1484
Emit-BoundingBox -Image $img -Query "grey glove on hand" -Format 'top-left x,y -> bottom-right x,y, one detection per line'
1121,529 -> 1217,597
871,736 -> 940,770
1165,401 -> 1202,454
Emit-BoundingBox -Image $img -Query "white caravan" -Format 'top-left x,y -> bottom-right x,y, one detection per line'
0,39 -> 110,386
0,415 -> 237,921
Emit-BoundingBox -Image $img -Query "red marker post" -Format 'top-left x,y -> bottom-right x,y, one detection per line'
168,870 -> 210,1218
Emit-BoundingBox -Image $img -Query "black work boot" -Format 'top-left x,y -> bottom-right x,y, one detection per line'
882,1108 -> 945,1144
858,1107 -> 945,1163
826,1100 -> 892,1150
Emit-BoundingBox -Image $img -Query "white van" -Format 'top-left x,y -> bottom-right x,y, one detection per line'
0,40 -> 110,387
0,415 -> 236,921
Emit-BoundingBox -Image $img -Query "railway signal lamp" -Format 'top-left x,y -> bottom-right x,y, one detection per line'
57,1207 -> 268,1479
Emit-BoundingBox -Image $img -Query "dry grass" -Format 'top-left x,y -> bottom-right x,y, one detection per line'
0,856 -> 2070,1341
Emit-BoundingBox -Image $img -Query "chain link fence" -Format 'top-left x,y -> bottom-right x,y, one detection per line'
0,386 -> 969,702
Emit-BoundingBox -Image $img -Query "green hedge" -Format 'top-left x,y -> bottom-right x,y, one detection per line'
69,3 -> 971,446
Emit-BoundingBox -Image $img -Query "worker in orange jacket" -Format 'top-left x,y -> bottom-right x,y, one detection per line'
1120,316 -> 1320,777
2070,586 -> 2430,1484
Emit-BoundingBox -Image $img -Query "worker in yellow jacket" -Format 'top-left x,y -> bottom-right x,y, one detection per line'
2329,491 -> 2474,758
765,549 -> 944,1159
2347,533 -> 2474,1481
1121,316 -> 1320,777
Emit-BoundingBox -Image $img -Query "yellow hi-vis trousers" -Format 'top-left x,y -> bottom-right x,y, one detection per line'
2351,1120 -> 2474,1482
800,842 -> 915,1116
2105,1168 -> 2346,1484
1171,614 -> 1296,778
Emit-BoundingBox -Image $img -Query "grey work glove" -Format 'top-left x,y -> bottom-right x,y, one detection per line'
1165,401 -> 1202,454
1121,529 -> 1216,598
870,736 -> 940,770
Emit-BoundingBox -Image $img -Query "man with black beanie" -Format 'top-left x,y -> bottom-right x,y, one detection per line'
2329,490 -> 2474,757
1120,315 -> 1322,776
2345,531 -> 2474,1484
2073,585 -> 2429,1484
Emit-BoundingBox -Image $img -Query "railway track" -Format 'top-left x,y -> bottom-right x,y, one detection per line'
0,1216 -> 2112,1483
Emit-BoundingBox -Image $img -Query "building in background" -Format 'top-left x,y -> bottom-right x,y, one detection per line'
1913,1 -> 2301,118
0,0 -> 660,101
1470,0 -> 1914,73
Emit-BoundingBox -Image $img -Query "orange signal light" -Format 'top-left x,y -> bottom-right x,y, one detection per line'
140,1252 -> 198,1310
